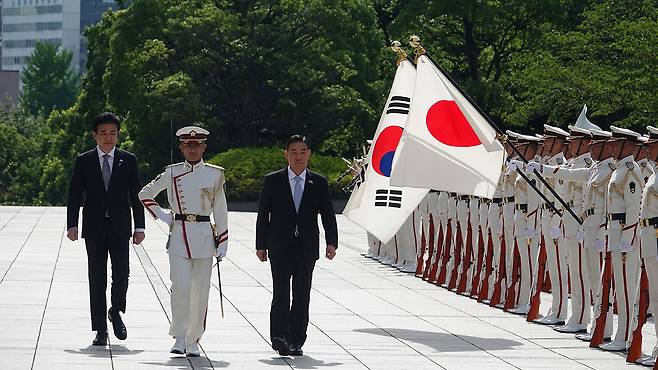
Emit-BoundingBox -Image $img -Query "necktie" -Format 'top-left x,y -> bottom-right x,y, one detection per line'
293,176 -> 303,212
102,154 -> 111,190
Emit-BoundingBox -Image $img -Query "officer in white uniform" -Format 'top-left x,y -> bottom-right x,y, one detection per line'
638,126 -> 658,366
600,126 -> 644,352
534,125 -> 570,325
528,126 -> 595,331
139,126 -> 229,356
507,132 -> 541,315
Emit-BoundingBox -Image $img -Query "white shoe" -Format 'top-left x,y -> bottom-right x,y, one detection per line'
507,305 -> 529,315
575,332 -> 591,342
170,338 -> 186,354
641,357 -> 656,367
554,323 -> 588,333
534,315 -> 565,325
186,342 -> 201,357
599,340 -> 626,352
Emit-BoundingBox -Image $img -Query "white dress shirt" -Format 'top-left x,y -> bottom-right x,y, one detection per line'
288,166 -> 307,196
97,146 -> 116,172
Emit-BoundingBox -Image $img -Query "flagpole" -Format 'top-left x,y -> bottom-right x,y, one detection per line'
408,36 -> 582,225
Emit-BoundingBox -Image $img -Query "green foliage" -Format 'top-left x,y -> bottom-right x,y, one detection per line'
208,147 -> 351,201
20,42 -> 79,117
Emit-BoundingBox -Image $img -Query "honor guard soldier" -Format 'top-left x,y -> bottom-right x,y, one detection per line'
637,126 -> 658,366
600,126 -> 644,352
534,125 -> 570,325
529,125 -> 594,332
506,132 -> 541,315
139,126 -> 229,356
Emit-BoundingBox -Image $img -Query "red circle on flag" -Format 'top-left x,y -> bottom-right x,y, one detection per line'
372,125 -> 403,177
426,100 -> 481,147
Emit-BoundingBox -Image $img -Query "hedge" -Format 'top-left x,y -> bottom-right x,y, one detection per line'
207,147 -> 352,202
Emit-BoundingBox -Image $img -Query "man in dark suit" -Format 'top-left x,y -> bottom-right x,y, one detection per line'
66,112 -> 145,346
256,135 -> 338,356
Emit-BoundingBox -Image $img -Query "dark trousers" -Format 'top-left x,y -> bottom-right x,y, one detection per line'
269,240 -> 315,346
84,218 -> 130,332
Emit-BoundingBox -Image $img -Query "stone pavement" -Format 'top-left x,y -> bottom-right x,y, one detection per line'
0,206 -> 654,369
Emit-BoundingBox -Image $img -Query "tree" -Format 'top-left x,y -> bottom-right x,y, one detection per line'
502,0 -> 658,131
20,42 -> 79,117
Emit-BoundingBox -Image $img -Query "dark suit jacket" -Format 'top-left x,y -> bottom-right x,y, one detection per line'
67,147 -> 145,239
256,168 -> 338,261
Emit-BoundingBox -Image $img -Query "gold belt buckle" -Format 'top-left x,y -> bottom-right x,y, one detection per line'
654,228 -> 658,238
621,252 -> 627,263
186,214 -> 196,222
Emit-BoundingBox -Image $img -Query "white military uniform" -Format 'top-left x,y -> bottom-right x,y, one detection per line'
536,149 -> 570,325
538,149 -> 594,332
602,147 -> 644,351
426,191 -> 447,281
139,136 -> 228,350
484,177 -> 504,302
501,155 -> 518,302
464,195 -> 480,294
440,194 -> 458,286
639,159 -> 658,366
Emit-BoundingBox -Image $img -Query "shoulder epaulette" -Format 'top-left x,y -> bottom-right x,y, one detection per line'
205,163 -> 225,171
165,162 -> 184,169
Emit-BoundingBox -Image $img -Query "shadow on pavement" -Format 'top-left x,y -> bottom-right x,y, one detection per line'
354,328 -> 522,352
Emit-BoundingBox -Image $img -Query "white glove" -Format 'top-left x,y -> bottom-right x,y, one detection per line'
527,161 -> 541,173
620,240 -> 632,252
507,159 -> 523,172
215,244 -> 228,259
157,209 -> 173,227
576,230 -> 584,243
594,239 -> 605,252
550,227 -> 562,240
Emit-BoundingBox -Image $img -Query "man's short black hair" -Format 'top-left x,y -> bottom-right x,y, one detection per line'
286,135 -> 309,150
92,112 -> 121,132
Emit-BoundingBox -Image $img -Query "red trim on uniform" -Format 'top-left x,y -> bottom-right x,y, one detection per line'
140,200 -> 157,218
622,260 -> 630,340
141,198 -> 157,203
556,240 -> 564,318
578,243 -> 586,323
553,167 -> 560,173
394,235 -> 399,263
218,236 -> 228,244
412,210 -> 418,258
173,170 -> 193,258
218,230 -> 228,239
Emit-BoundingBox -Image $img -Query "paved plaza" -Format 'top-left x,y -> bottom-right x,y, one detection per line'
0,206 -> 654,369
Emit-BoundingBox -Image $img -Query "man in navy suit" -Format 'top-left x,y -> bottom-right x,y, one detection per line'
256,135 -> 338,356
66,112 -> 145,346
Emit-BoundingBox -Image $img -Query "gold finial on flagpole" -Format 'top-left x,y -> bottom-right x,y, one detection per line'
408,35 -> 425,63
390,41 -> 407,66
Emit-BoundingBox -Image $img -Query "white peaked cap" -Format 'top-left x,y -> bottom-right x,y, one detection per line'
610,125 -> 641,140
543,124 -> 570,138
590,129 -> 612,139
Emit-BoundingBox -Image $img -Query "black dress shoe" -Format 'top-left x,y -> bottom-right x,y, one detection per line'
108,308 -> 127,340
271,336 -> 290,356
289,344 -> 303,356
92,331 -> 108,346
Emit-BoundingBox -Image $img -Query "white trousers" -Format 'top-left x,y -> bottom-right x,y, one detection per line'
169,254 -> 213,343
610,248 -> 640,343
564,238 -> 591,326
544,235 -> 569,320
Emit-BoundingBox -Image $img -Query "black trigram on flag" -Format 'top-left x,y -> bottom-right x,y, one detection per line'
386,96 -> 410,115
375,189 -> 402,208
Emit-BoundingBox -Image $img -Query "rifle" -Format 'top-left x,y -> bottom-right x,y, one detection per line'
447,222 -> 464,290
626,261 -> 649,363
590,248 -> 613,347
456,221 -> 473,294
478,232 -> 494,302
415,221 -> 427,277
435,220 -> 452,285
469,225 -> 485,297
527,235 -> 548,321
504,240 -> 522,310
489,237 -> 507,307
